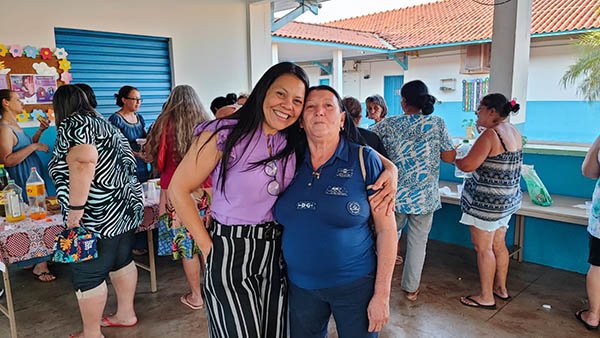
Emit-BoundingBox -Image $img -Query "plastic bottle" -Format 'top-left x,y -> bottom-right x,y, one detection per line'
454,140 -> 473,179
0,164 -> 9,217
4,180 -> 25,222
26,167 -> 47,220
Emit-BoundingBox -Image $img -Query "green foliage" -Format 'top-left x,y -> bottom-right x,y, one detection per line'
561,31 -> 600,102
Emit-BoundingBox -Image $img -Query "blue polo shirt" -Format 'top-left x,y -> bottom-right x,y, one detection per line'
274,137 -> 383,289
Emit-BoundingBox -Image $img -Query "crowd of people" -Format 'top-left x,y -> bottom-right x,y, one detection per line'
0,59 -> 596,337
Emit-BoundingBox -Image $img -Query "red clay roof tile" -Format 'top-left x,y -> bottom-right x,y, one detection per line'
273,0 -> 600,50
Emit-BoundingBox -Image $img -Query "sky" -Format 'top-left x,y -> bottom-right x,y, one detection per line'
291,0 -> 439,23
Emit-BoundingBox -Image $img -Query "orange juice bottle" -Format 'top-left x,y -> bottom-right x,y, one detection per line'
4,181 -> 25,222
26,167 -> 47,220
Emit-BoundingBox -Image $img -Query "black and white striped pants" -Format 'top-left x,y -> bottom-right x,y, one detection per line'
204,220 -> 287,338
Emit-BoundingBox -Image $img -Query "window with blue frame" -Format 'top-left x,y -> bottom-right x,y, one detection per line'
54,28 -> 172,124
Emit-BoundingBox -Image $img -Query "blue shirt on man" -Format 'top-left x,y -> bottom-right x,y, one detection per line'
274,137 -> 383,289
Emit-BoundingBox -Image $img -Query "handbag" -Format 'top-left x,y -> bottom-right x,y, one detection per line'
52,226 -> 99,263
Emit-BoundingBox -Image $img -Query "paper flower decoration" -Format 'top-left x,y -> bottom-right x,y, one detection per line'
39,48 -> 53,60
23,45 -> 38,58
31,109 -> 47,120
0,61 -> 4,69
58,59 -> 71,71
0,44 -> 7,57
54,48 -> 68,59
33,62 -> 59,80
47,108 -> 55,122
16,110 -> 31,122
61,71 -> 72,84
9,45 -> 23,57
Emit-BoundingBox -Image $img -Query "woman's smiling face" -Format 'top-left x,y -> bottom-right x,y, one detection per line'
261,73 -> 306,134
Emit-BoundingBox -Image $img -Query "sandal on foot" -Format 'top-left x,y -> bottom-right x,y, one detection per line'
460,295 -> 496,310
405,288 -> 420,301
493,291 -> 511,301
33,271 -> 56,282
180,293 -> 204,310
101,316 -> 137,328
575,310 -> 600,330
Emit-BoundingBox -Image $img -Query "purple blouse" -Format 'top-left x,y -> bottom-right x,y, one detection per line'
194,120 -> 296,225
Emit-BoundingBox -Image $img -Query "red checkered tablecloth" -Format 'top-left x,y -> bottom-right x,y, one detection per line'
0,203 -> 159,265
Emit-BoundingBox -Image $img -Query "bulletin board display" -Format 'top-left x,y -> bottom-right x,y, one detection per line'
0,44 -> 72,122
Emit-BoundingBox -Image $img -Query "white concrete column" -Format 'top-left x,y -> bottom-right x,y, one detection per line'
272,43 -> 279,65
248,1 -> 273,87
488,0 -> 533,124
332,49 -> 343,97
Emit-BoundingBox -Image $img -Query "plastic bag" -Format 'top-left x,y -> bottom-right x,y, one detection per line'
521,164 -> 553,206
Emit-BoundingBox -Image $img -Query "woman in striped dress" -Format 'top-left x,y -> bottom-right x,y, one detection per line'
455,93 -> 523,310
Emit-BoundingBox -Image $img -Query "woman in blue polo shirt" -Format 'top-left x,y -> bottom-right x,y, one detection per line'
275,86 -> 397,337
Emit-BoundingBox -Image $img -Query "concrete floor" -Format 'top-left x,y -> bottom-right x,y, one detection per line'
0,240 -> 596,338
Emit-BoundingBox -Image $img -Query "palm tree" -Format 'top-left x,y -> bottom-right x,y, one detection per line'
561,30 -> 600,102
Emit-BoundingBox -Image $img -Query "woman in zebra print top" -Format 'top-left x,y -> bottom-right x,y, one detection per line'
49,85 -> 144,338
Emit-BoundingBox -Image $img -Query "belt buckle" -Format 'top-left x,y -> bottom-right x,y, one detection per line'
264,226 -> 274,238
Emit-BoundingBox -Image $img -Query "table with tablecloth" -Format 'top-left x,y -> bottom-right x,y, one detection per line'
0,202 -> 160,338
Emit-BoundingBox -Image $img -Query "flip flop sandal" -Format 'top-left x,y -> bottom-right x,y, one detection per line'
180,293 -> 204,310
460,295 -> 496,310
101,316 -> 138,328
32,271 -> 56,282
575,310 -> 600,330
405,288 -> 420,301
493,291 -> 512,301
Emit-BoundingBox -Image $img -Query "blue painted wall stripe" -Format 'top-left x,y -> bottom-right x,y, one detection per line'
54,28 -> 172,124
433,101 -> 600,144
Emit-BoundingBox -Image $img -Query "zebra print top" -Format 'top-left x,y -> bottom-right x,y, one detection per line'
49,114 -> 144,238
460,149 -> 523,222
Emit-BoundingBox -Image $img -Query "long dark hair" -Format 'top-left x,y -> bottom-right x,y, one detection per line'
53,85 -> 101,126
401,80 -> 436,115
0,89 -> 12,115
480,93 -> 520,118
199,62 -> 309,193
74,83 -> 98,108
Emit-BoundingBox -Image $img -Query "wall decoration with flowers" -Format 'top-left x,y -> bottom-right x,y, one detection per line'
0,43 -> 71,125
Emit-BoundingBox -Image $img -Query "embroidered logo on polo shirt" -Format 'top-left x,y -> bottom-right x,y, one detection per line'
347,201 -> 361,215
336,168 -> 353,178
325,186 -> 348,196
296,201 -> 317,210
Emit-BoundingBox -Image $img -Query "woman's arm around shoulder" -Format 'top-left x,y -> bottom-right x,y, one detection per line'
169,131 -> 222,258
367,147 -> 398,215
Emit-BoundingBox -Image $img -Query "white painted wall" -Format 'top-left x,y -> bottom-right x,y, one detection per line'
287,37 -> 586,103
0,0 -> 251,106
249,0 -> 274,86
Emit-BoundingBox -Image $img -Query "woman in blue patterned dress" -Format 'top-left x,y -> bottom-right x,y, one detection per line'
0,89 -> 56,282
371,80 -> 456,301
456,94 -> 522,310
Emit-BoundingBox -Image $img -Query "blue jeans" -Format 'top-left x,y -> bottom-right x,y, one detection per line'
288,274 -> 377,338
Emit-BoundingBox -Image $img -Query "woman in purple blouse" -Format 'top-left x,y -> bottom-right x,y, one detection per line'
169,62 -> 397,338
